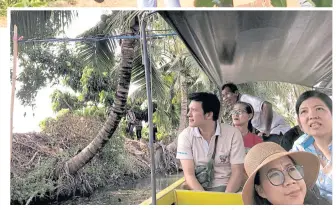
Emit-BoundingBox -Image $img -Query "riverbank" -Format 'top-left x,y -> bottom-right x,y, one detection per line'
11,113 -> 179,205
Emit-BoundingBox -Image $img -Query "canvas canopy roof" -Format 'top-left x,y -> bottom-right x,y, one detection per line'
159,11 -> 332,95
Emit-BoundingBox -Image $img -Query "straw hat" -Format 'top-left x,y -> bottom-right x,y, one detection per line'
242,142 -> 320,205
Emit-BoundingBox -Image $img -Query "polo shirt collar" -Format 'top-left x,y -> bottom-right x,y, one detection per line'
193,121 -> 221,138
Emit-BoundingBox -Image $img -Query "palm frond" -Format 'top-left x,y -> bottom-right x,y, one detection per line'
76,39 -> 115,73
10,10 -> 77,39
130,51 -> 166,102
10,10 -> 77,53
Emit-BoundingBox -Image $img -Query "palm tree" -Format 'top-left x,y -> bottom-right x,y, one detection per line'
64,12 -> 143,174
10,10 -> 148,175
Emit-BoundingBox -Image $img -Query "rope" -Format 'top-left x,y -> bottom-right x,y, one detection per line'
18,33 -> 177,44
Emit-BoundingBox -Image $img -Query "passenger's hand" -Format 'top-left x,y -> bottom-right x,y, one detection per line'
258,131 -> 270,137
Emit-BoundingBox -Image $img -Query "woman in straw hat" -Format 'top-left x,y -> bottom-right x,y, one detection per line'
291,90 -> 332,202
242,142 -> 320,205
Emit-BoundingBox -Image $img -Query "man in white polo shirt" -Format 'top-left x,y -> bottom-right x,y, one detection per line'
177,92 -> 245,192
221,83 -> 291,144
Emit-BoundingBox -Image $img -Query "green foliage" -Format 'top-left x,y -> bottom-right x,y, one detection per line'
74,126 -> 145,192
271,0 -> 332,7
156,130 -> 170,142
51,90 -> 83,112
10,11 -> 77,52
12,0 -> 50,7
194,0 -> 233,7
76,39 -> 116,75
270,0 -> 287,7
11,157 -> 58,204
1,1 -> 57,16
141,125 -> 149,140
0,0 -> 11,16
16,43 -> 85,107
56,108 -> 71,118
74,106 -> 107,120
119,118 -> 129,137
80,67 -> 116,107
127,44 -> 166,103
194,0 -> 216,7
310,0 -> 332,6
39,117 -> 56,131
16,42 -> 117,109
38,108 -> 70,131
216,0 -> 234,6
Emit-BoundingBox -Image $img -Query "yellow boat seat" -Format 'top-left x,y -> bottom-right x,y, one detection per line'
140,177 -> 243,205
174,190 -> 243,205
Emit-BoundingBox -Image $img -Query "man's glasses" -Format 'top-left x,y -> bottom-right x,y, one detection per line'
230,110 -> 247,116
266,165 -> 304,186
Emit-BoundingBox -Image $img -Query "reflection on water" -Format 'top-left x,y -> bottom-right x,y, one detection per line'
120,173 -> 183,192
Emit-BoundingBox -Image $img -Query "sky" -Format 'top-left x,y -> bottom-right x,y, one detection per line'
11,10 -> 105,133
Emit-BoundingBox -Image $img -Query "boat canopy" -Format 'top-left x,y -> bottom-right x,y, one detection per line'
159,11 -> 332,95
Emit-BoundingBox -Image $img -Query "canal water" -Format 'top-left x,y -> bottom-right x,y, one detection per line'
60,173 -> 183,205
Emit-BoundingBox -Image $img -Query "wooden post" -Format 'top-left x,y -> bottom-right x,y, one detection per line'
10,25 -> 18,162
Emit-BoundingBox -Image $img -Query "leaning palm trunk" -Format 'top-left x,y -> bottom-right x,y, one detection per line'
65,21 -> 139,175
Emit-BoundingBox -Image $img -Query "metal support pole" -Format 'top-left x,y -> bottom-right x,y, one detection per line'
141,20 -> 156,205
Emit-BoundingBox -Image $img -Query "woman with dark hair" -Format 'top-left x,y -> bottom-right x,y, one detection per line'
242,142 -> 320,205
231,101 -> 263,154
291,90 -> 332,202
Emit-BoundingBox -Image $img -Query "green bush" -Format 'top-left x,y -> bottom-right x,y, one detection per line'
11,157 -> 58,204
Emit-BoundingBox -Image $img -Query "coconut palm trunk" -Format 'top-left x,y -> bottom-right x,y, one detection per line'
65,19 -> 139,175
